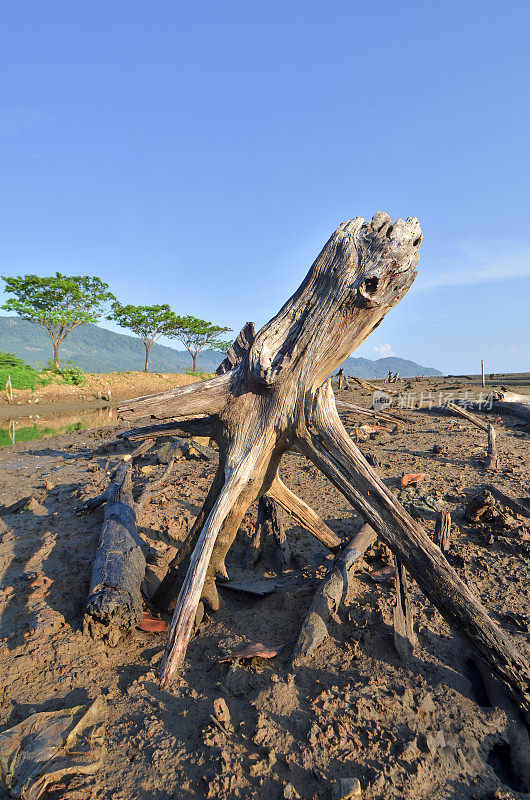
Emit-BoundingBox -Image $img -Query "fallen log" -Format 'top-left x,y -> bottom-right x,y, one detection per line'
335,399 -> 400,424
118,417 -> 212,440
492,392 -> 530,424
266,477 -> 341,550
116,213 -> 530,715
444,401 -> 489,432
291,523 -> 376,665
84,463 -> 146,645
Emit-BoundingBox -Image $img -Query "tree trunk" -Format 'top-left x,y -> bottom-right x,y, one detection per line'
53,340 -> 59,371
144,344 -> 150,372
192,353 -> 197,372
117,212 -> 530,712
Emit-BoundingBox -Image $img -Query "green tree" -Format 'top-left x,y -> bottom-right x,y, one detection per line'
170,316 -> 232,372
109,302 -> 181,372
2,272 -> 114,370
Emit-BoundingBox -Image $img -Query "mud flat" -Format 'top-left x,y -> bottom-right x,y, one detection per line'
0,380 -> 529,799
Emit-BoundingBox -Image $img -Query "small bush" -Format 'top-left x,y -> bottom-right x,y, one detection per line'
44,360 -> 87,386
0,351 -> 28,368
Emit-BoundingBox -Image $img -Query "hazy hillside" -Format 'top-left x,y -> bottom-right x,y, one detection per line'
0,317 -> 442,377
340,355 -> 442,378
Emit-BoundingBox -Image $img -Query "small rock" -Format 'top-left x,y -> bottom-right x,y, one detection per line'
432,444 -> 443,454
426,729 -> 446,754
332,777 -> 362,799
191,436 -> 210,448
213,697 -> 231,726
283,784 -> 298,799
44,480 -> 55,491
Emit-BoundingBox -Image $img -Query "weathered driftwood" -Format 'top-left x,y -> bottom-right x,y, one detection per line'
244,496 -> 290,571
334,368 -> 350,390
84,463 -> 145,644
445,401 -> 489,432
335,399 -> 399,425
291,523 -> 375,665
485,423 -> 498,470
118,418 -> 213,440
266,476 -> 341,550
484,485 -> 530,520
117,213 -> 530,713
433,510 -> 451,552
393,560 -> 415,659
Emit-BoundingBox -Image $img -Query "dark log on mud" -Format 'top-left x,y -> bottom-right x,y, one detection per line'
84,463 -> 146,645
433,510 -> 451,552
291,523 -> 376,665
492,400 -> 530,424
485,423 -> 498,470
117,213 -> 530,714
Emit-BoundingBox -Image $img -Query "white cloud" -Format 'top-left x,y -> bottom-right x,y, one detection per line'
509,344 -> 530,359
416,243 -> 530,291
373,343 -> 395,358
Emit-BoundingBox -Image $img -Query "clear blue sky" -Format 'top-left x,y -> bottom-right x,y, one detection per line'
1,1 -> 529,374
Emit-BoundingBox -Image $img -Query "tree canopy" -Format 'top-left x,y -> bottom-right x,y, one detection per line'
170,316 -> 232,372
2,272 -> 114,368
109,302 -> 181,372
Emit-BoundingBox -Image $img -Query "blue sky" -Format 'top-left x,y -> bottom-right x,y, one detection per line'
1,1 -> 529,374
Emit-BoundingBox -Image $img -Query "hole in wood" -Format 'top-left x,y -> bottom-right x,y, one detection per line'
363,277 -> 379,295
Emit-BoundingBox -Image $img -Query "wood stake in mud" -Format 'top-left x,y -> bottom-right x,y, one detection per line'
433,510 -> 451,553
117,212 -> 530,713
485,423 -> 498,470
393,560 -> 415,659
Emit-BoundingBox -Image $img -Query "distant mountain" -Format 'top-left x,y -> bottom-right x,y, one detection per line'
0,317 -> 224,373
339,355 -> 441,379
0,317 -> 442,377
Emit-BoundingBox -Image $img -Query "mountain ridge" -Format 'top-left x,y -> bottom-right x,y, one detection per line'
0,316 -> 442,377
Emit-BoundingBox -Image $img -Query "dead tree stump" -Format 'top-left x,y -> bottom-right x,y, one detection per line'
117,212 -> 530,713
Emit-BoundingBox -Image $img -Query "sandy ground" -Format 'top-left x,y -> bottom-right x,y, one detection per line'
0,378 -> 529,799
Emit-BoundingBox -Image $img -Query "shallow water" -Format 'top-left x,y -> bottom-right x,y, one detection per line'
0,405 -> 117,447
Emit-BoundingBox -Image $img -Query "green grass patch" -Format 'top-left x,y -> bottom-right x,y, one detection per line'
0,420 -> 88,448
0,366 -> 53,391
185,371 -> 213,380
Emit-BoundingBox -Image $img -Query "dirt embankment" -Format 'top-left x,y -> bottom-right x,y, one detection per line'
0,372 -> 205,418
